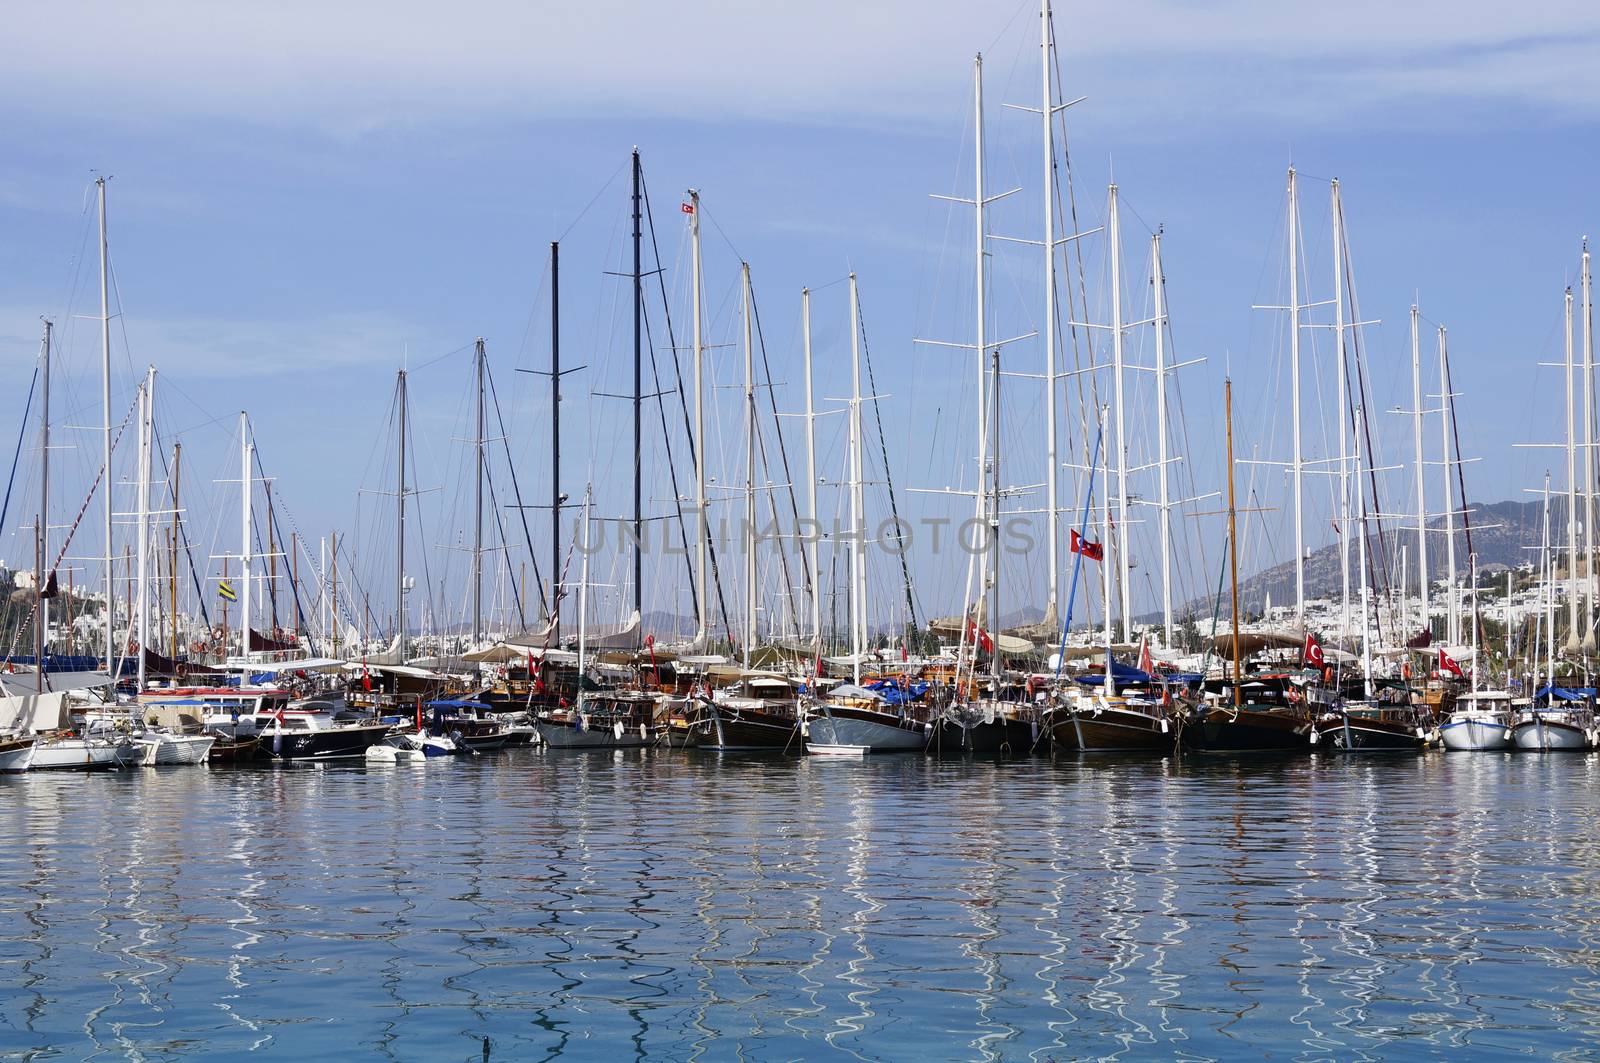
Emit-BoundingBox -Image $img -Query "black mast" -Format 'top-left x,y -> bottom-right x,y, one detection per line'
632,149 -> 644,636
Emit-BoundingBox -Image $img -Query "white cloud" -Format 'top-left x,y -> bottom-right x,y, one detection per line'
4,2 -> 1598,132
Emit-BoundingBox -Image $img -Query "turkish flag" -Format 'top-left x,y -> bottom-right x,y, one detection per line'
1070,528 -> 1104,561
1439,649 -> 1464,678
1137,635 -> 1153,674
1303,633 -> 1325,668
681,202 -> 695,214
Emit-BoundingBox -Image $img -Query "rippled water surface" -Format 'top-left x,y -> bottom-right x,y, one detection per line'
3,751 -> 1600,1060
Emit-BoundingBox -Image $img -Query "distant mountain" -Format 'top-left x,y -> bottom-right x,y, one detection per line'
1172,498 -> 1548,620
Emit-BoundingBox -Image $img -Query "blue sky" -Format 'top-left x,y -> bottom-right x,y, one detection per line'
1,1 -> 1597,638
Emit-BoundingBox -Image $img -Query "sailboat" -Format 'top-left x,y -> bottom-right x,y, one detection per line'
1183,380 -> 1314,752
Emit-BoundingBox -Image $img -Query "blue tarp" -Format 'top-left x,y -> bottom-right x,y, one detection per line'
1534,686 -> 1596,702
865,679 -> 929,706
1075,660 -> 1153,686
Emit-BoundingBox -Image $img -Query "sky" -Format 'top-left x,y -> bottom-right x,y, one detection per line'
1,1 -> 1598,640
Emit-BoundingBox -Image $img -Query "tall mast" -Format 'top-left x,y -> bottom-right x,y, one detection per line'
396,370 -> 408,662
1438,326 -> 1457,645
741,261 -> 756,665
1331,180 -> 1352,649
1355,403 -> 1373,698
1583,242 -> 1596,651
849,272 -> 867,682
98,176 -> 114,671
1286,167 -> 1305,625
239,412 -> 253,661
136,367 -> 154,692
632,150 -> 645,629
1410,303 -> 1428,636
1102,401 -> 1114,657
1225,379 -> 1242,706
972,54 -> 992,643
1040,0 -> 1060,622
1566,287 -> 1580,651
802,288 -> 821,647
990,337 -> 1002,679
1110,183 -> 1130,638
1152,232 -> 1173,644
35,320 -> 53,693
171,443 -> 180,659
689,191 -> 708,643
473,337 -> 485,648
550,241 -> 562,641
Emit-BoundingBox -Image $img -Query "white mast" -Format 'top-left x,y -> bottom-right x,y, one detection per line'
1583,242 -> 1596,651
1438,326 -> 1458,646
1355,405 -> 1373,699
689,190 -> 708,644
1410,303 -> 1428,636
1109,183 -> 1130,639
741,261 -> 756,666
1469,552 -> 1479,694
1332,180 -> 1352,648
98,176 -> 115,671
1101,402 -> 1114,676
848,272 -> 867,683
1543,473 -> 1555,686
973,54 -> 992,644
473,337 -> 485,649
577,489 -> 591,700
802,288 -> 821,648
36,320 -> 53,688
1287,167 -> 1305,625
238,411 -> 253,662
1152,232 -> 1173,645
1040,0 -> 1060,624
136,366 -> 154,692
396,371 -> 408,662
1566,286 -> 1580,651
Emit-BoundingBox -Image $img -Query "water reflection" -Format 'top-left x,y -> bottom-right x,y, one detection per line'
3,754 -> 1600,1058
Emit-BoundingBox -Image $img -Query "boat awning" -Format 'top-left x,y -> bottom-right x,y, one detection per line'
0,670 -> 113,695
242,657 -> 347,676
826,683 -> 884,701
347,662 -> 449,680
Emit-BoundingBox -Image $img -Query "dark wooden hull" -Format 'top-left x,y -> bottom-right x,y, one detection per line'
928,715 -> 1037,756
1182,708 -> 1312,752
1316,716 -> 1425,752
208,736 -> 261,762
1051,708 -> 1175,754
701,705 -> 802,752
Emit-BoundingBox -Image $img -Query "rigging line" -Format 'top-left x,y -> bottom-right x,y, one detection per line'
855,280 -> 919,631
483,457 -> 524,630
558,157 -> 629,243
641,161 -> 723,637
250,444 -> 310,634
485,358 -> 546,619
748,280 -> 805,634
150,424 -> 212,631
0,369 -> 39,545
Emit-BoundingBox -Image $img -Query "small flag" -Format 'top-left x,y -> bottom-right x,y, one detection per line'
966,619 -> 994,654
1070,529 -> 1104,561
361,657 -> 373,692
1303,632 -> 1326,668
218,580 -> 237,602
1439,649 -> 1464,678
1137,635 -> 1153,675
681,202 -> 695,215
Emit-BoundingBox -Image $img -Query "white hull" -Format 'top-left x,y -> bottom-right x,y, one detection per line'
31,738 -> 136,771
136,733 -> 216,766
1439,717 -> 1513,752
1512,718 -> 1594,752
0,740 -> 36,773
805,713 -> 924,755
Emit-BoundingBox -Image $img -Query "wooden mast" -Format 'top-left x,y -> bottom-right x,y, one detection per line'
1226,378 -> 1242,708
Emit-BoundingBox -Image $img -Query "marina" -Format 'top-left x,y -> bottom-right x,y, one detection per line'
4,0 -> 1600,1055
